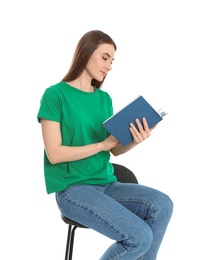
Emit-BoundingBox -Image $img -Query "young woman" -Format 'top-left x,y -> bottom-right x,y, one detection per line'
37,30 -> 173,259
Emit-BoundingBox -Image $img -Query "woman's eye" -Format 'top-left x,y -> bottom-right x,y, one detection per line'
102,57 -> 107,61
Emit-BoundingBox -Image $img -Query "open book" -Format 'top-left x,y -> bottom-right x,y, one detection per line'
103,95 -> 167,146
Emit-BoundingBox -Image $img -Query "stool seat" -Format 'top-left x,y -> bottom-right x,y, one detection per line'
61,214 -> 88,229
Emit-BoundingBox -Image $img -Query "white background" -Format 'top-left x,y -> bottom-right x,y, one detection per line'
1,0 -> 205,259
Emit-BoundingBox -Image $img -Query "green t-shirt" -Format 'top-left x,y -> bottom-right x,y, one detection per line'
37,81 -> 117,194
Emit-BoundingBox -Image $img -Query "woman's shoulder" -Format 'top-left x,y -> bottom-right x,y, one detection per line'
47,81 -> 65,90
96,87 -> 112,99
43,81 -> 66,95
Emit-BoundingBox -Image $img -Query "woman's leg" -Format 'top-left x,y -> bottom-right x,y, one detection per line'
56,184 -> 153,260
105,182 -> 173,260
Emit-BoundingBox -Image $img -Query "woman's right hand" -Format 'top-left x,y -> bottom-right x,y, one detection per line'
101,135 -> 120,151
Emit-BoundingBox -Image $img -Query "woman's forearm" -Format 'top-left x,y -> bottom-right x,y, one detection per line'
46,142 -> 103,164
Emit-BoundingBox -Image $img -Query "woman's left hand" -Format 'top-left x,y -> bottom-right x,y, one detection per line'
111,117 -> 157,156
129,117 -> 157,144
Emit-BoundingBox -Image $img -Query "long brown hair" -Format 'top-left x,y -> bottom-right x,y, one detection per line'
62,30 -> 117,89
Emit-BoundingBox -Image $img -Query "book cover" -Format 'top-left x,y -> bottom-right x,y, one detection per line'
103,95 -> 166,146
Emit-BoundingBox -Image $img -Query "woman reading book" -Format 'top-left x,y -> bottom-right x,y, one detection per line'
37,30 -> 173,259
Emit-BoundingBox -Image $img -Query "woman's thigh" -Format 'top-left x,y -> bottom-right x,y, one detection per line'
56,184 -> 152,242
104,181 -> 173,226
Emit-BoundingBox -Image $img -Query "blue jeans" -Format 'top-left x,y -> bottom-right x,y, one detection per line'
56,182 -> 173,260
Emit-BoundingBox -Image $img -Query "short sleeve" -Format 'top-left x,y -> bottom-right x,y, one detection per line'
37,87 -> 62,123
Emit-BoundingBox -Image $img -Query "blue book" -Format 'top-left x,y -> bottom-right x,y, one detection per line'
103,95 -> 167,146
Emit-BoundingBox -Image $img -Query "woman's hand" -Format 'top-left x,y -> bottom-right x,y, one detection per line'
110,117 -> 157,156
130,117 -> 157,144
101,135 -> 120,151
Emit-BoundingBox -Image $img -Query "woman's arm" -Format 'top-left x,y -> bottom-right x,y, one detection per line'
110,118 -> 157,156
40,119 -> 119,164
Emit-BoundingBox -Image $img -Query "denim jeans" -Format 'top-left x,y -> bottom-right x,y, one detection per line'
56,182 -> 173,260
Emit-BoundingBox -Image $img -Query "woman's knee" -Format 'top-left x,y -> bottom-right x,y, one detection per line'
161,193 -> 174,219
124,224 -> 153,256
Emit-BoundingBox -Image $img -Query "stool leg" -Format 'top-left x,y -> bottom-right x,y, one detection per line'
65,225 -> 72,260
69,226 -> 77,260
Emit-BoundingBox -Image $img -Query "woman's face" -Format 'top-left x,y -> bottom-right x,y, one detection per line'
85,43 -> 115,82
